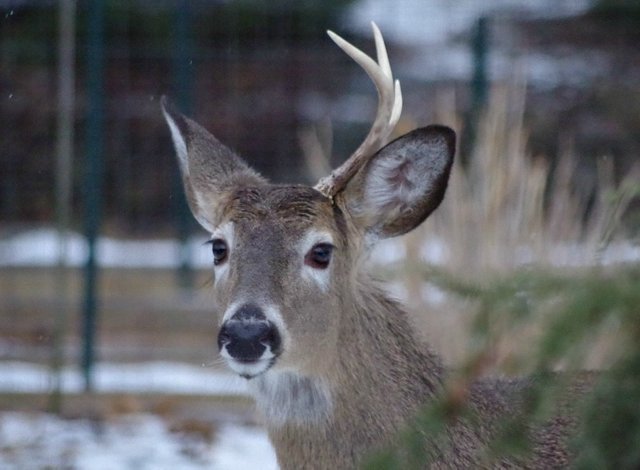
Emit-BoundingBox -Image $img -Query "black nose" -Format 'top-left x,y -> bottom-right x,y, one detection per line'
218,304 -> 281,362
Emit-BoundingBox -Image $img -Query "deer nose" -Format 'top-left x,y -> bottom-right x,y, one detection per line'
218,304 -> 281,363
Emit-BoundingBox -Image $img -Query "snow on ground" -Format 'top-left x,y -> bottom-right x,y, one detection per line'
0,228 -> 212,269
0,412 -> 278,470
1,228 -> 638,269
0,361 -> 248,396
0,362 -> 277,469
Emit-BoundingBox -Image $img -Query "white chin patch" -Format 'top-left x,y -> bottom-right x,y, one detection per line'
220,345 -> 276,379
225,358 -> 274,379
250,370 -> 333,426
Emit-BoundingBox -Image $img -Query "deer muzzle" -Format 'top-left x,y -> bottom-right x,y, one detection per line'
218,304 -> 282,378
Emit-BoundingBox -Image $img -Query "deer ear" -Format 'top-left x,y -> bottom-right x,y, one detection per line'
341,125 -> 455,240
161,97 -> 266,232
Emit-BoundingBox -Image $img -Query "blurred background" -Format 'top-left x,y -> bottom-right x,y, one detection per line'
0,0 -> 638,468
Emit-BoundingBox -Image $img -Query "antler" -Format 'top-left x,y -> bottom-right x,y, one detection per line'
314,22 -> 403,199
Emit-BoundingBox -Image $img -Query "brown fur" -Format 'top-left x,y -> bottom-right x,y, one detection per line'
266,279 -> 583,469
162,101 -> 584,469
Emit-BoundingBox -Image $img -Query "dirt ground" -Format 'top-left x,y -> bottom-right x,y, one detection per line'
0,267 -> 217,365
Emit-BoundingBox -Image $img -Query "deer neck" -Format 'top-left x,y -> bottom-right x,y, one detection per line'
254,280 -> 445,469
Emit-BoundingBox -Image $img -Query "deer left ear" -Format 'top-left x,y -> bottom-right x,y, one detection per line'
341,125 -> 455,240
161,96 -> 266,232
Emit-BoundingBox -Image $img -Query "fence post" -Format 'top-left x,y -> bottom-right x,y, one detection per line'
471,16 -> 489,113
172,0 -> 194,290
81,0 -> 105,392
464,16 -> 490,164
50,0 -> 76,412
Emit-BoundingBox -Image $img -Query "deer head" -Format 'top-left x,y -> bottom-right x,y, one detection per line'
162,23 -> 454,396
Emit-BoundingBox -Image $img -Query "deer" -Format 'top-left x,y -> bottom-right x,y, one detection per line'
162,23 -> 583,469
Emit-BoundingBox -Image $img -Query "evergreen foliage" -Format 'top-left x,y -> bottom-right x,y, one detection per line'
365,263 -> 640,468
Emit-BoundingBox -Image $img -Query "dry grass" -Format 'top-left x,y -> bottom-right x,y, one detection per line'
400,84 -> 639,366
422,83 -> 637,275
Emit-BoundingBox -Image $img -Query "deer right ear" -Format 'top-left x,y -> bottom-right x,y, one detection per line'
341,125 -> 455,240
161,97 -> 266,232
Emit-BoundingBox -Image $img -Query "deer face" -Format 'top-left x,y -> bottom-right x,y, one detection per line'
208,185 -> 349,379
162,25 -> 455,384
162,100 -> 453,382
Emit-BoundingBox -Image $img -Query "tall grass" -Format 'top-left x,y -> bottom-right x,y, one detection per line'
396,84 -> 639,365
416,83 -> 639,276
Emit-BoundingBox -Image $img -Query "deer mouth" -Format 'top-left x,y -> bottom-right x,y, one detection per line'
218,337 -> 280,379
223,355 -> 278,380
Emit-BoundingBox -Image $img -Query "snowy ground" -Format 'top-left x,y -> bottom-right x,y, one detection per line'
0,361 -> 247,396
0,412 -> 277,470
0,362 -> 278,469
1,228 -> 638,269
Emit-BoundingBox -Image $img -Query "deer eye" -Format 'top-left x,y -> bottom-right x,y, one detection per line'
305,243 -> 333,270
209,238 -> 228,265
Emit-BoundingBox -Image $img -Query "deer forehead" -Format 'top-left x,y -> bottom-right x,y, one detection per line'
211,186 -> 346,299
220,185 -> 346,243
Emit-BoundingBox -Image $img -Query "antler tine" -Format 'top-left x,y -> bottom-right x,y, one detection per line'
315,22 -> 403,199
